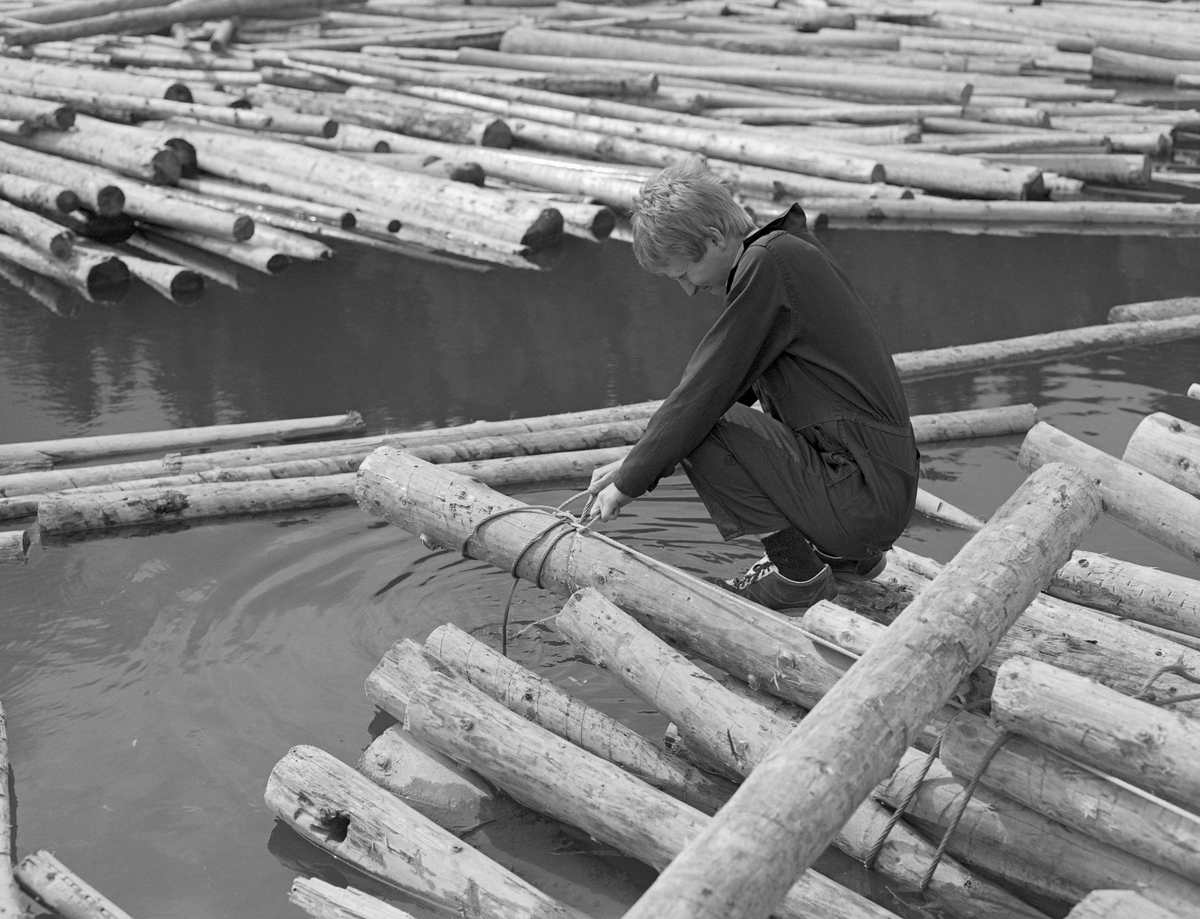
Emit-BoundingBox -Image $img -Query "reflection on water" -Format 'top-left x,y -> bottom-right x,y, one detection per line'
1,228 -> 1199,918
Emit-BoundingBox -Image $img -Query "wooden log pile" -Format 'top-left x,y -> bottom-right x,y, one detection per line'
0,0 -> 1198,308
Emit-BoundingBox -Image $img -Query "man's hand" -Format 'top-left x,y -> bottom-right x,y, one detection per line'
584,458 -> 633,523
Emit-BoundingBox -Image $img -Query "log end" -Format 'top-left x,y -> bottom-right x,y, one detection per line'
520,208 -> 564,250
589,207 -> 616,241
49,232 -> 73,259
169,270 -> 205,306
321,119 -> 338,140
85,257 -> 132,304
54,106 -> 75,130
151,149 -> 183,186
164,84 -> 194,104
448,162 -> 486,186
265,253 -> 291,275
55,190 -> 80,213
232,216 -> 255,242
96,186 -> 125,218
481,119 -> 513,149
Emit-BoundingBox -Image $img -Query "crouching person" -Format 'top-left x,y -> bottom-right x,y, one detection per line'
585,156 -> 919,614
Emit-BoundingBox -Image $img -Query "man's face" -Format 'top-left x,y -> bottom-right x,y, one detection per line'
662,235 -> 735,297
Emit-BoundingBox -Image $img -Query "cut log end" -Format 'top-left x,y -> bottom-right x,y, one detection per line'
232,216 -> 255,242
321,119 -> 338,140
53,106 -> 74,130
481,120 -> 513,149
169,270 -> 205,306
49,231 -> 73,259
449,163 -> 486,186
85,258 -> 131,304
589,207 -> 616,240
54,190 -> 80,213
265,253 -> 290,275
164,84 -> 193,104
150,149 -> 183,186
520,208 -> 564,250
95,186 -> 125,217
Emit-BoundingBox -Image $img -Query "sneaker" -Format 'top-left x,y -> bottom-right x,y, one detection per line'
709,557 -> 837,613
816,548 -> 887,582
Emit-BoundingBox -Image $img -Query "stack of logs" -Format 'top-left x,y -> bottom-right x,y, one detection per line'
265,356 -> 1200,916
2,0 -> 1200,312
1,295 -> 1198,557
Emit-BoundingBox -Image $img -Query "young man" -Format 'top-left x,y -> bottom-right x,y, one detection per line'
585,156 -> 919,614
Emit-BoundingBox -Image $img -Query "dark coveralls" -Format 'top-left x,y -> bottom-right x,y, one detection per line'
614,205 -> 919,560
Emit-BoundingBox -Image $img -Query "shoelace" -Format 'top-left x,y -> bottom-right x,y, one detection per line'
728,557 -> 776,590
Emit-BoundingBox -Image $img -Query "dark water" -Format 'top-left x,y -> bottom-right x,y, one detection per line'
2,227 -> 1199,919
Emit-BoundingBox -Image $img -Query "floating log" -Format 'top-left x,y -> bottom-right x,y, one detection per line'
893,314 -> 1200,382
975,152 -> 1150,186
422,622 -> 735,815
0,140 -> 124,216
873,748 -> 1200,918
914,487 -> 987,530
0,257 -> 79,318
1066,890 -> 1187,919
14,851 -> 134,919
127,229 -> 239,290
555,589 -> 1046,919
358,725 -> 516,834
290,877 -> 417,919
618,462 -> 1101,919
0,529 -> 30,564
0,412 -> 365,474
1046,550 -> 1200,640
14,117 -> 183,184
1092,47 -> 1200,83
149,226 -> 289,275
1122,412 -> 1200,499
1019,421 -> 1200,566
0,198 -> 73,259
941,712 -> 1200,885
0,57 -> 192,103
265,744 -> 591,919
993,656 -> 1200,812
0,234 -> 129,304
33,446 -> 638,535
355,449 -> 855,713
404,671 -> 905,919
1108,297 -> 1200,323
0,705 -> 17,918
93,245 -> 204,305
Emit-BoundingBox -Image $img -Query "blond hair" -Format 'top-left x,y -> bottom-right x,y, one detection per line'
630,156 -> 754,273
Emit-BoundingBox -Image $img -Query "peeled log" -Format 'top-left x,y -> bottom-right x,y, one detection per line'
1046,550 -> 1200,640
941,712 -> 1200,885
289,877 -> 418,919
354,449 -> 852,713
1066,890 -> 1188,919
0,412 -> 366,474
619,462 -> 1101,919
1019,421 -> 1200,566
264,745 -> 589,919
909,403 -> 1037,440
873,749 -> 1200,918
405,672 -> 901,919
0,234 -> 128,304
0,704 -> 18,919
14,851 -> 134,919
1108,297 -> 1200,323
993,656 -> 1200,813
556,589 -> 1045,919
0,529 -> 29,564
0,140 -> 124,215
0,172 -> 78,213
423,622 -> 734,815
1122,412 -> 1200,499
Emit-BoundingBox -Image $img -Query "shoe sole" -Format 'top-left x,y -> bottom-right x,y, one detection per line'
830,557 -> 887,583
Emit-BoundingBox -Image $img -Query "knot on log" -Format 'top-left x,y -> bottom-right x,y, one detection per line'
135,491 -> 189,515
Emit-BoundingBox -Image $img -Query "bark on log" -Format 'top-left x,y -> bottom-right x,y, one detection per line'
1122,412 -> 1200,499
1019,421 -> 1200,566
264,744 -> 590,919
873,748 -> 1200,917
894,315 -> 1200,382
993,656 -> 1200,813
1109,297 -> 1200,323
290,877 -> 418,919
555,589 -> 1046,919
0,703 -> 18,919
14,850 -> 134,919
1066,890 -> 1187,919
941,712 -> 1200,885
404,672 -> 904,919
0,412 -> 365,474
422,622 -> 734,815
0,529 -> 29,564
618,462 -> 1101,919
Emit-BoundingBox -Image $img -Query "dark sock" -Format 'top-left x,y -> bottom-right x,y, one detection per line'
761,527 -> 824,582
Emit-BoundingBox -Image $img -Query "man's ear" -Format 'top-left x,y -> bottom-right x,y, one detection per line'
704,226 -> 725,248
